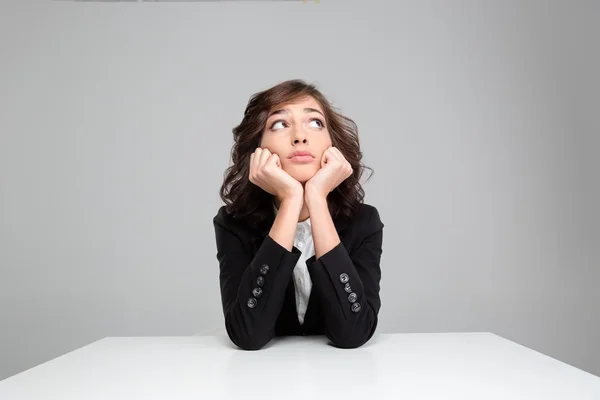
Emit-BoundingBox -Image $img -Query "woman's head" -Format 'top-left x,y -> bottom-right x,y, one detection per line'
219,79 -> 372,224
259,94 -> 331,184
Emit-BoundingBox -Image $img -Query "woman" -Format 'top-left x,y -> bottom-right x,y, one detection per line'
213,79 -> 384,350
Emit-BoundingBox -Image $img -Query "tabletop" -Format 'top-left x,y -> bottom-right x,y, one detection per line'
1,332 -> 599,399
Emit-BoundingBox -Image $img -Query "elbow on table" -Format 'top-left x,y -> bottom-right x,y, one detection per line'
329,335 -> 371,349
231,336 -> 270,351
328,316 -> 378,349
225,324 -> 272,351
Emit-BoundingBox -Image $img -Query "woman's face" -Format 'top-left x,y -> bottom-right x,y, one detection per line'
260,95 -> 332,184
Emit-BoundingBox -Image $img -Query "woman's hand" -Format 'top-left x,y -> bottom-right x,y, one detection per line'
249,148 -> 303,201
305,146 -> 353,200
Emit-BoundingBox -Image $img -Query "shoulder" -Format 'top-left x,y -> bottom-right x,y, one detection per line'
347,203 -> 384,233
213,205 -> 248,235
213,204 -> 232,226
356,202 -> 382,220
213,204 -> 268,238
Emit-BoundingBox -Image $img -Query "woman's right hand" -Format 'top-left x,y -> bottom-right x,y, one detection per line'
249,148 -> 303,200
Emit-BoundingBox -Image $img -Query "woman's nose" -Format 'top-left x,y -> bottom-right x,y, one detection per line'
291,126 -> 308,144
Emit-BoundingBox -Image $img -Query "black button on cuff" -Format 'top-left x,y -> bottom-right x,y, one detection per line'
252,287 -> 263,298
247,298 -> 257,309
259,264 -> 270,275
351,302 -> 361,313
339,273 -> 349,284
256,276 -> 265,287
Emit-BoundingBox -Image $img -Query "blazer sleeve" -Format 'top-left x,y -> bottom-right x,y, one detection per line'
306,206 -> 384,349
214,211 -> 301,350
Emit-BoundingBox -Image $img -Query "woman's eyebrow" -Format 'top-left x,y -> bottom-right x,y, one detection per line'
268,107 -> 324,118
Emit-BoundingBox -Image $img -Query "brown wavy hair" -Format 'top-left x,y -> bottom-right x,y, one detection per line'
219,79 -> 373,227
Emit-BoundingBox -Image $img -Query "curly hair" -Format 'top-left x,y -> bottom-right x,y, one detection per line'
219,79 -> 373,228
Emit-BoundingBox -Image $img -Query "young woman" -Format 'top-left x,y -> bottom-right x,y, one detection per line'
214,79 -> 384,350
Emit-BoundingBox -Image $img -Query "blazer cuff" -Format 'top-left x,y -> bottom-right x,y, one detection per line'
306,242 -> 364,320
245,235 -> 301,313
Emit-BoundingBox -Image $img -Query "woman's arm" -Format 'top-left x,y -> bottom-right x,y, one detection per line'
305,200 -> 384,349
268,196 -> 304,251
213,198 -> 302,350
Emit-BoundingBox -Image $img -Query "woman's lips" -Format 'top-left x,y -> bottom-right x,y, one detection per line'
289,155 -> 314,163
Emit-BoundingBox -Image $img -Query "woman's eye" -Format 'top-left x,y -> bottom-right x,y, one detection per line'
271,120 -> 286,130
270,118 -> 323,130
309,119 -> 324,128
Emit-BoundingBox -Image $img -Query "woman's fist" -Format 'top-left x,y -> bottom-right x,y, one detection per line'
249,148 -> 303,200
305,146 -> 353,199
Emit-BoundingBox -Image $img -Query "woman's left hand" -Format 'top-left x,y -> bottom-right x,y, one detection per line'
305,146 -> 353,200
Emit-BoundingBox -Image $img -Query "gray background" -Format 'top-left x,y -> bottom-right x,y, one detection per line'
1,0 -> 598,380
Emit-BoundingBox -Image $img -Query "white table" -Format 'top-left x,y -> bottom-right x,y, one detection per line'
1,333 -> 599,399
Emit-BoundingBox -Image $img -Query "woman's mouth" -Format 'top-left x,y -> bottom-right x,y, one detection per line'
289,155 -> 314,163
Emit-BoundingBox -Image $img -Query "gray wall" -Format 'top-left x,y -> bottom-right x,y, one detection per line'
1,0 -> 598,380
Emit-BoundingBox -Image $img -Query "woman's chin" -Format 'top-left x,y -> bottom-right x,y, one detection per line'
286,167 -> 317,184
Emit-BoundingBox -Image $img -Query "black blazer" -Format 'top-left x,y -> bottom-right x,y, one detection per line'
213,202 -> 384,350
